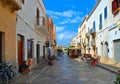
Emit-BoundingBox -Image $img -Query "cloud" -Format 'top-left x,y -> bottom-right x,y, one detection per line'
57,31 -> 77,41
57,31 -> 77,46
47,10 -> 82,18
58,20 -> 68,24
46,10 -> 83,46
58,16 -> 84,24
47,10 -> 83,25
56,26 -> 65,32
57,33 -> 65,40
62,10 -> 75,17
69,16 -> 84,23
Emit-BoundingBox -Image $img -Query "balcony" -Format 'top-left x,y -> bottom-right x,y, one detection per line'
35,17 -> 50,36
2,0 -> 22,11
77,43 -> 81,47
91,39 -> 96,47
90,28 -> 96,35
51,40 -> 57,46
86,31 -> 90,38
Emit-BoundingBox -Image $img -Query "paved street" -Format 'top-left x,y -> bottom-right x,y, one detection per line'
27,55 -> 116,84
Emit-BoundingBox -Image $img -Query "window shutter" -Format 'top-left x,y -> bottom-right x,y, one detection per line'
112,0 -> 118,13
118,0 -> 120,7
112,1 -> 114,13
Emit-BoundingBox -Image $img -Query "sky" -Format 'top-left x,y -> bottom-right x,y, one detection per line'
43,0 -> 97,47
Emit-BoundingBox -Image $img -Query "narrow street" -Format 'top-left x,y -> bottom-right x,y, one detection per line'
28,55 -> 116,84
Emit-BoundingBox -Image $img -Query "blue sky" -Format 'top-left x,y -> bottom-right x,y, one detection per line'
43,0 -> 97,47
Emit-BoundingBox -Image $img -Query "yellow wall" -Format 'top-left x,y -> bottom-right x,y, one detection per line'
0,3 -> 16,63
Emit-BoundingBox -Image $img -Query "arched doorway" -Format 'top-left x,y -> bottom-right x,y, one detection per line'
0,32 -> 2,63
104,41 -> 109,62
101,42 -> 103,57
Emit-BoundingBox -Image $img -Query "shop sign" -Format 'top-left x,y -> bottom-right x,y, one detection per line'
108,23 -> 117,29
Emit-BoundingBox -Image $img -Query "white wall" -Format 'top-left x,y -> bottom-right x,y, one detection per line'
16,0 -> 46,62
109,27 -> 120,58
86,0 -> 111,57
108,0 -> 120,59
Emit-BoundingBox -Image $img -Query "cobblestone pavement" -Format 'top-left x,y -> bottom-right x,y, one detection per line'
29,55 -> 116,84
9,63 -> 48,84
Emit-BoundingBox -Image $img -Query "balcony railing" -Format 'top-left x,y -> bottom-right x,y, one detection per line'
77,43 -> 81,47
35,17 -> 50,36
86,31 -> 90,38
99,23 -> 102,30
90,28 -> 96,35
91,39 -> 96,47
36,17 -> 45,27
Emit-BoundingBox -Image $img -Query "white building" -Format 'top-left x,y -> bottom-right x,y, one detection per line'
88,0 -> 111,63
85,0 -> 120,66
70,35 -> 78,47
78,16 -> 88,54
16,0 -> 49,70
94,0 -> 120,66
108,0 -> 120,66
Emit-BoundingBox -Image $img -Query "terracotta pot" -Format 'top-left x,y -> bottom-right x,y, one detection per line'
49,60 -> 54,65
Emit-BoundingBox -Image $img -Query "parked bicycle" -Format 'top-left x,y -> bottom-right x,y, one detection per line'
0,63 -> 9,84
0,63 -> 18,84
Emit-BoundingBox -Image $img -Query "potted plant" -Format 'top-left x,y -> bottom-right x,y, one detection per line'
114,70 -> 120,84
48,55 -> 55,65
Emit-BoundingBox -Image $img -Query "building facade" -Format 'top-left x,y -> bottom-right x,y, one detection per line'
0,0 -> 21,64
73,0 -> 120,67
108,0 -> 120,66
16,0 -> 50,70
47,18 -> 57,55
78,16 -> 88,54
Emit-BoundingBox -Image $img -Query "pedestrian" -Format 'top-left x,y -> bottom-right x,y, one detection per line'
21,60 -> 30,73
28,57 -> 32,66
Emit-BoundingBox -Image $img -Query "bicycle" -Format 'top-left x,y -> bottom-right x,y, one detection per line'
0,64 -> 9,84
0,63 -> 19,84
8,64 -> 19,81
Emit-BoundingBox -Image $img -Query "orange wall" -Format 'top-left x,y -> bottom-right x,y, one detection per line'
0,3 -> 16,62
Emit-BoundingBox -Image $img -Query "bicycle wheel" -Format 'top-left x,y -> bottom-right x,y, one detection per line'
0,76 -> 2,84
1,73 -> 8,84
12,68 -> 19,82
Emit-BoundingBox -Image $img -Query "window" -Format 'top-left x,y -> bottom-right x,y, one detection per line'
36,8 -> 40,25
27,40 -> 33,58
112,0 -> 120,15
0,32 -> 4,63
93,21 -> 95,28
0,32 -> 2,63
104,6 -> 107,19
99,14 -> 102,30
93,21 -> 96,32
